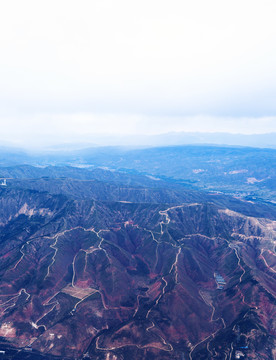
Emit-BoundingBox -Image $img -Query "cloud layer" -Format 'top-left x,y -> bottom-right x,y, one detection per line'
0,0 -> 275,146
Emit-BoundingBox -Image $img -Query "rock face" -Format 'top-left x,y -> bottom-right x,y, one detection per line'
0,174 -> 275,360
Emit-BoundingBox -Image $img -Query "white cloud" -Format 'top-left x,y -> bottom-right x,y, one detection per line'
0,0 -> 275,146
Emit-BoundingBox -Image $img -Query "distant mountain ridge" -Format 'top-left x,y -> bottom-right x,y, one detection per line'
1,132 -> 276,151
123,131 -> 276,148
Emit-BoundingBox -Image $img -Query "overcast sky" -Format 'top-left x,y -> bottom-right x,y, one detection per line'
0,0 -> 276,147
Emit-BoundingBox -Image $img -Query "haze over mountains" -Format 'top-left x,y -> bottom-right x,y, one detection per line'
1,144 -> 275,201
1,132 -> 276,150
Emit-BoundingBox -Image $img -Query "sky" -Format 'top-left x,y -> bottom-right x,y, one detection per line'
0,0 -> 276,148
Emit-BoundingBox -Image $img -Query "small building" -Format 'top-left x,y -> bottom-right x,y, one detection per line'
0,179 -> 7,186
214,272 -> 226,289
235,350 -> 245,359
23,347 -> 32,352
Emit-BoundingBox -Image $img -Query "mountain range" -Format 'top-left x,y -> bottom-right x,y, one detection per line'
0,156 -> 275,359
